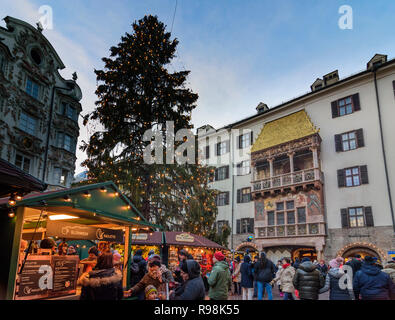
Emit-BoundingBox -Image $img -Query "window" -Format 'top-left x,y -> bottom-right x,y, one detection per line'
215,166 -> 229,181
57,132 -> 76,153
331,93 -> 360,118
216,140 -> 229,156
216,192 -> 229,206
53,167 -> 62,184
237,218 -> 254,234
338,165 -> 368,188
267,211 -> 275,226
287,211 -> 295,224
297,207 -> 306,223
341,206 -> 374,228
30,48 -> 42,65
15,154 -> 31,173
61,102 -> 78,121
335,129 -> 364,152
26,78 -> 40,99
205,145 -> 210,159
60,169 -> 69,186
238,132 -> 253,149
19,112 -> 36,135
345,167 -> 361,187
0,50 -> 5,73
216,220 -> 229,233
237,187 -> 251,203
277,212 -> 285,225
237,160 -> 250,176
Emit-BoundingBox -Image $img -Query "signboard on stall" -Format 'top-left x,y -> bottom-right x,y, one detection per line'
175,233 -> 195,243
51,256 -> 79,296
46,220 -> 124,243
17,256 -> 52,300
132,233 -> 148,240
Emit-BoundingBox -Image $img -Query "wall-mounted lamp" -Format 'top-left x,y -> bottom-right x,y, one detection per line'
8,209 -> 15,218
63,195 -> 71,202
83,191 -> 91,198
100,186 -> 107,193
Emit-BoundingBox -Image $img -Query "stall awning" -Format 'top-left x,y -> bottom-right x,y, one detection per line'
0,158 -> 47,198
0,181 -> 161,231
165,232 -> 226,250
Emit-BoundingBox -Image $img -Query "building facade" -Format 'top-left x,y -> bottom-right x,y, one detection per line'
0,16 -> 82,189
198,54 -> 395,263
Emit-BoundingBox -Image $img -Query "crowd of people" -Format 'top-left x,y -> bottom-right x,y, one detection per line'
72,243 -> 395,300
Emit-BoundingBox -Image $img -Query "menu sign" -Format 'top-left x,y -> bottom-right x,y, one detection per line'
52,256 -> 79,295
16,256 -> 51,300
46,220 -> 124,243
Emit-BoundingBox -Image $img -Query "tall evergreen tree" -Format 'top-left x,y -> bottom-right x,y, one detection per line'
81,15 -> 221,241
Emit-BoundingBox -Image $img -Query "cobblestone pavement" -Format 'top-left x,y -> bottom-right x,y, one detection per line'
228,285 -> 330,300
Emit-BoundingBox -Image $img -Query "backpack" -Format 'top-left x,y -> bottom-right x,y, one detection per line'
130,262 -> 140,274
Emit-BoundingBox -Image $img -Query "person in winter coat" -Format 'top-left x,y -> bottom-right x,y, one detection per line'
275,260 -> 283,297
293,258 -> 300,270
232,256 -> 241,295
170,260 -> 205,300
254,252 -> 276,300
353,256 -> 395,300
126,260 -> 166,299
252,255 -> 259,298
130,250 -> 147,286
316,260 -> 328,275
79,252 -> 123,300
382,261 -> 395,284
345,254 -> 362,275
319,257 -> 354,300
148,254 -> 175,284
293,257 -> 325,300
240,255 -> 254,300
208,251 -> 232,300
271,257 -> 296,300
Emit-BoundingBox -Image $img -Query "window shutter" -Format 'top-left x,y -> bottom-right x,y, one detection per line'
213,222 -> 217,232
214,168 -> 218,181
237,189 -> 241,203
236,219 -> 241,234
238,135 -> 242,149
250,132 -> 254,145
216,143 -> 220,156
225,140 -> 230,153
334,134 -> 343,152
356,129 -> 365,148
337,169 -> 346,188
225,192 -> 230,205
341,209 -> 349,228
248,218 -> 254,233
352,93 -> 361,111
393,80 -> 395,98
205,145 -> 210,159
225,166 -> 230,179
249,189 -> 252,202
360,165 -> 369,184
331,101 -> 339,118
365,206 -> 374,227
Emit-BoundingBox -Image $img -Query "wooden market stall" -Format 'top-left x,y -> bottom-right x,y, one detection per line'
0,181 -> 160,300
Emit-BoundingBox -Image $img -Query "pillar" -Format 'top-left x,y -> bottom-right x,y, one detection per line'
288,151 -> 295,173
268,157 -> 274,178
311,147 -> 319,168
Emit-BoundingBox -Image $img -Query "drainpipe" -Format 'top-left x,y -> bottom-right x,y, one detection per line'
230,128 -> 235,250
372,67 -> 395,233
42,83 -> 75,182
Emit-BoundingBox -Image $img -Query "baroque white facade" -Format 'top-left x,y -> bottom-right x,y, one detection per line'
198,54 -> 395,263
0,16 -> 82,189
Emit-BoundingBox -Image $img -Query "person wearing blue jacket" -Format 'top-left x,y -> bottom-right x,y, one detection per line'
353,256 -> 395,300
240,255 -> 254,300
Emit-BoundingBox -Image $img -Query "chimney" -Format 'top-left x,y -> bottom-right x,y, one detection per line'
256,102 -> 269,114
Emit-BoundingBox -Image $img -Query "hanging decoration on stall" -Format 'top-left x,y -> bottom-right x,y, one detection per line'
175,233 -> 194,243
46,221 -> 124,243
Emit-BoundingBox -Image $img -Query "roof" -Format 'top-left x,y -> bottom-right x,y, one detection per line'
251,110 -> 319,153
129,231 -> 226,249
0,158 -> 47,198
0,181 -> 161,230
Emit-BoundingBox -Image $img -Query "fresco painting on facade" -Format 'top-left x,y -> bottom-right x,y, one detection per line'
255,201 -> 264,221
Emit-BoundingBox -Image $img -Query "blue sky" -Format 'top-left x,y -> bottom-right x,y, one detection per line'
1,0 -> 395,173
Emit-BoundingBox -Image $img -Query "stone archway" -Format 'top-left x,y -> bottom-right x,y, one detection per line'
235,242 -> 259,253
337,242 -> 387,262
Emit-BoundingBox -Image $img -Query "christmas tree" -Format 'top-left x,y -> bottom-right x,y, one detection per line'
81,15 -> 222,242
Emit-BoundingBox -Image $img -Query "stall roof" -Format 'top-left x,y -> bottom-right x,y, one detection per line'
165,232 -> 226,249
0,181 -> 161,230
131,231 -> 163,246
0,158 -> 47,198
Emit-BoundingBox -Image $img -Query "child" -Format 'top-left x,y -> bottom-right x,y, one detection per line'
145,285 -> 159,300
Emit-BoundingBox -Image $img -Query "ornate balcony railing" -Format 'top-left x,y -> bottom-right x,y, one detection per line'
253,168 -> 323,192
256,222 -> 325,238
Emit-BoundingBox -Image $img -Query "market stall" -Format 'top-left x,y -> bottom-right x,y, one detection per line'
130,231 -> 228,275
0,181 -> 160,300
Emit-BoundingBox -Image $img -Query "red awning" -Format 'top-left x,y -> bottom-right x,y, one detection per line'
0,158 -> 47,198
131,231 -> 163,246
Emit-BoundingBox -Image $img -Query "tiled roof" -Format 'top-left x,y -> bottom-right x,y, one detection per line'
251,110 -> 319,153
